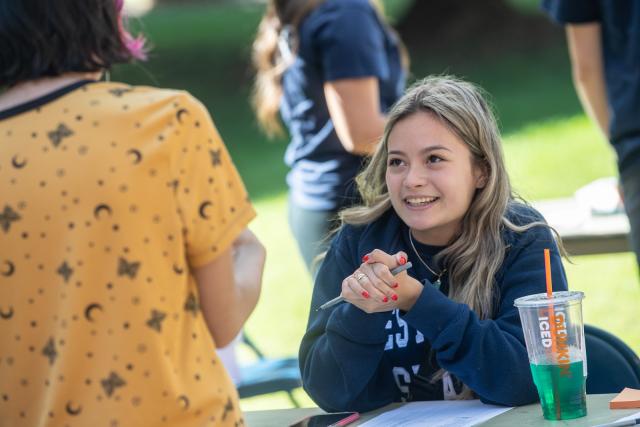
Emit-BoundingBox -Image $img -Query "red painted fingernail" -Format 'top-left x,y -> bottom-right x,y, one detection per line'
391,294 -> 398,301
392,283 -> 399,289
399,256 -> 407,265
362,255 -> 369,262
383,296 -> 389,303
361,291 -> 370,298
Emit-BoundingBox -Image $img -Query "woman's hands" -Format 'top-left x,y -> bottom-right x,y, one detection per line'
341,249 -> 424,313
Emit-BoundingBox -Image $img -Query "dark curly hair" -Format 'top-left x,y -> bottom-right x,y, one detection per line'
0,0 -> 146,87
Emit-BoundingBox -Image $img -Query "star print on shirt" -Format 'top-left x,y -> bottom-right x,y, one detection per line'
117,257 -> 140,279
47,123 -> 74,148
108,87 -> 133,97
167,179 -> 179,193
184,292 -> 199,317
101,371 -> 126,397
146,309 -> 166,332
42,337 -> 58,366
0,205 -> 21,233
57,261 -> 74,283
221,396 -> 234,421
210,149 -> 221,167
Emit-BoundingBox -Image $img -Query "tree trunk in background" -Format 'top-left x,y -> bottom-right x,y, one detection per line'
395,0 -> 562,58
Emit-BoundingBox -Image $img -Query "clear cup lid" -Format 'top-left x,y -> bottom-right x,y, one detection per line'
514,291 -> 584,307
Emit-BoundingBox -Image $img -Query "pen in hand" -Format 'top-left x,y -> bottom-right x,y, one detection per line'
317,262 -> 413,311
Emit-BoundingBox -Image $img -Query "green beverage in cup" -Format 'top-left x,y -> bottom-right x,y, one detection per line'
515,291 -> 587,420
530,360 -> 587,419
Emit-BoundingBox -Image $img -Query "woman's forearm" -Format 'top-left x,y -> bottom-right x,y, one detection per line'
567,24 -> 610,139
324,77 -> 386,155
194,229 -> 265,348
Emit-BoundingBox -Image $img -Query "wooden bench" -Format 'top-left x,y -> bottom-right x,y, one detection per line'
533,198 -> 630,256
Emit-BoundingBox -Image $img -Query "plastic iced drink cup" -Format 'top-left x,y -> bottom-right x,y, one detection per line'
514,291 -> 587,420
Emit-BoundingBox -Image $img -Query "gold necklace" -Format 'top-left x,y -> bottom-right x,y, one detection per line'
408,230 -> 447,288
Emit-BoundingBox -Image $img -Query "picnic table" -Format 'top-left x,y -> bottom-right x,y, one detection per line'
245,394 -> 638,426
533,197 -> 630,256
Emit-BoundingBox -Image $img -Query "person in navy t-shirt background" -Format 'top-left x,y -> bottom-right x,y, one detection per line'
252,0 -> 407,274
543,0 -> 640,272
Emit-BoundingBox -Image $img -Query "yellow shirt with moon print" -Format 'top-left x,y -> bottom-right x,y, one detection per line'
0,81 -> 255,427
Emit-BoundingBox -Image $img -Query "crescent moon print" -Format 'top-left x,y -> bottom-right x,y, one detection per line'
1,260 -> 15,277
84,303 -> 103,322
94,204 -> 113,220
65,401 -> 82,416
177,395 -> 190,410
126,149 -> 143,164
198,201 -> 212,220
176,108 -> 189,124
0,306 -> 14,319
11,156 -> 27,169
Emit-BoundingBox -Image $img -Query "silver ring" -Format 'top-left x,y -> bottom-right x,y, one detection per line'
355,272 -> 366,282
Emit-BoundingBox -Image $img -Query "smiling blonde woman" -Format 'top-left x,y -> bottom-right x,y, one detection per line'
299,76 -> 567,412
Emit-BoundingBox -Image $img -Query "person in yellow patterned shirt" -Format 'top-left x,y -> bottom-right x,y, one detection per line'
0,1 -> 265,426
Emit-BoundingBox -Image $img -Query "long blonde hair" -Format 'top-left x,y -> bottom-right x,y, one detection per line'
341,76 -> 558,321
251,0 -> 406,137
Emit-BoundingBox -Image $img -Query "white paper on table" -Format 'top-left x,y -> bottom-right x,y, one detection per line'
359,400 -> 512,427
614,410 -> 640,422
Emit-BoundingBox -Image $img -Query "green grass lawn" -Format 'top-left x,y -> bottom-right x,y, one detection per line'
112,2 -> 640,413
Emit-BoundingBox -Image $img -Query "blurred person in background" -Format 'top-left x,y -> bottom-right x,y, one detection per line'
543,0 -> 640,272
252,0 -> 408,275
0,1 -> 264,425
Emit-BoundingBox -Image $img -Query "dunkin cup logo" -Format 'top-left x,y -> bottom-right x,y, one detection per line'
538,309 -> 572,377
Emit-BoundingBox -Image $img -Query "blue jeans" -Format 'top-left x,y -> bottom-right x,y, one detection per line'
288,199 -> 339,277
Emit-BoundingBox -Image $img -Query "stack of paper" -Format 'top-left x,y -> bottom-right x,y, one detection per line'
610,388 -> 640,409
359,400 -> 512,427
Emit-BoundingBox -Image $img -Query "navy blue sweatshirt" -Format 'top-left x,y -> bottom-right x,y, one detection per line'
299,203 -> 568,412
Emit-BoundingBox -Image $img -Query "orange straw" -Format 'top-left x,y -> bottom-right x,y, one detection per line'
544,249 -> 557,356
544,249 -> 553,297
544,248 -> 561,419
